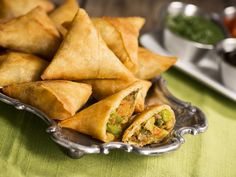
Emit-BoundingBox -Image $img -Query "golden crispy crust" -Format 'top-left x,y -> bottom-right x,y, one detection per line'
135,79 -> 151,112
0,52 -> 48,87
0,0 -> 54,19
42,9 -> 134,81
136,47 -> 177,80
0,7 -> 61,59
59,81 -> 143,142
93,17 -> 145,73
83,79 -> 151,113
50,0 -> 79,36
122,105 -> 175,146
2,81 -> 92,120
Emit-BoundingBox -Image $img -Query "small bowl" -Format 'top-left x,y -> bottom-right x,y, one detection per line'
223,6 -> 236,38
216,38 -> 236,92
162,1 -> 227,63
224,6 -> 236,21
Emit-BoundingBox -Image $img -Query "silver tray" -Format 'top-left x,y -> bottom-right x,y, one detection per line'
0,77 -> 207,158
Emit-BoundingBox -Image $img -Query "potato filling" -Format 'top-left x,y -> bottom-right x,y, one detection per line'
106,91 -> 137,139
129,109 -> 172,146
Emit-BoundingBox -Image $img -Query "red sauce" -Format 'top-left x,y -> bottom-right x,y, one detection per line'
224,16 -> 236,38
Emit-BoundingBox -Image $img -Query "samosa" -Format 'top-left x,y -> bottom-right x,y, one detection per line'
0,0 -> 54,20
92,17 -> 145,73
2,81 -> 92,120
42,8 -> 133,81
0,7 -> 61,59
59,82 -> 142,142
123,105 -> 175,147
50,0 -> 79,36
136,47 -> 177,80
83,79 -> 151,113
0,52 -> 48,87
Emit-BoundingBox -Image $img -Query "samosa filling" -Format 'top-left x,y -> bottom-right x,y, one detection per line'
130,109 -> 172,145
106,91 -> 137,139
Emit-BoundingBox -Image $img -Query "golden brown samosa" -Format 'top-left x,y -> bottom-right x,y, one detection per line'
122,105 -> 175,147
3,81 -> 92,120
83,79 -> 151,112
83,77 -> 137,100
42,9 -> 133,81
0,0 -> 54,20
135,80 -> 152,112
0,52 -> 48,87
59,82 -> 142,142
92,17 -> 145,73
136,47 -> 177,80
50,0 -> 79,36
0,7 -> 61,59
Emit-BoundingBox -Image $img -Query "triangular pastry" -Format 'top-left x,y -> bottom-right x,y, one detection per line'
83,79 -> 151,112
0,7 -> 61,59
0,52 -> 48,87
92,17 -> 145,73
50,0 -> 79,35
3,81 -> 92,120
42,8 -> 133,81
136,47 -> 177,80
59,82 -> 142,142
0,0 -> 54,20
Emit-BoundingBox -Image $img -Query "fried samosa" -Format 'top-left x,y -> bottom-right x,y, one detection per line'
0,52 -> 48,87
136,47 -> 177,80
50,0 -> 79,35
0,7 -> 61,59
42,8 -> 133,81
0,0 -> 54,20
122,105 -> 175,147
83,79 -> 151,113
2,81 -> 92,120
92,17 -> 145,73
59,82 -> 142,142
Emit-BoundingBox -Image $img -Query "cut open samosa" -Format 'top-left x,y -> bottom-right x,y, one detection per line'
83,79 -> 151,112
42,8 -> 134,81
0,52 -> 48,87
0,0 -> 54,20
59,82 -> 142,142
122,105 -> 175,147
136,47 -> 177,80
2,81 -> 92,120
50,0 -> 79,36
135,80 -> 152,112
0,7 -> 61,59
92,17 -> 145,73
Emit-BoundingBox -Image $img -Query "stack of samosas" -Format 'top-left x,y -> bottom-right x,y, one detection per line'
0,0 -> 177,146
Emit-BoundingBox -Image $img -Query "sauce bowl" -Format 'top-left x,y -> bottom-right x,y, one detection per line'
162,1 -> 227,63
216,38 -> 236,92
223,6 -> 236,38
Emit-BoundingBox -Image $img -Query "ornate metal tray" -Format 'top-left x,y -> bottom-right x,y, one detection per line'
0,77 -> 208,159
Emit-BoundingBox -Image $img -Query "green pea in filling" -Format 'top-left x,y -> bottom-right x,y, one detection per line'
130,109 -> 173,146
106,91 -> 137,139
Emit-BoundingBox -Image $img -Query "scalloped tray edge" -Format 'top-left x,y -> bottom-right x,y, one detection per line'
0,77 -> 208,158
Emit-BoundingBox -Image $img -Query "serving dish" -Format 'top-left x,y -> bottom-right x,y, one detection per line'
0,77 -> 207,158
140,31 -> 236,102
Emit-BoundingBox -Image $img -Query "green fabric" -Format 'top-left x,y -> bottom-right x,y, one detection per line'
0,68 -> 236,177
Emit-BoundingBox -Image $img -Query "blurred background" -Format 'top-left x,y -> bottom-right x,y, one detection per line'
74,0 -> 236,33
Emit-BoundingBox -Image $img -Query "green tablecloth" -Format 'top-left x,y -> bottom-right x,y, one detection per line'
0,68 -> 236,177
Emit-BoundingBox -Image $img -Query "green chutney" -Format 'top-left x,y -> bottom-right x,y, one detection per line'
166,14 -> 225,45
